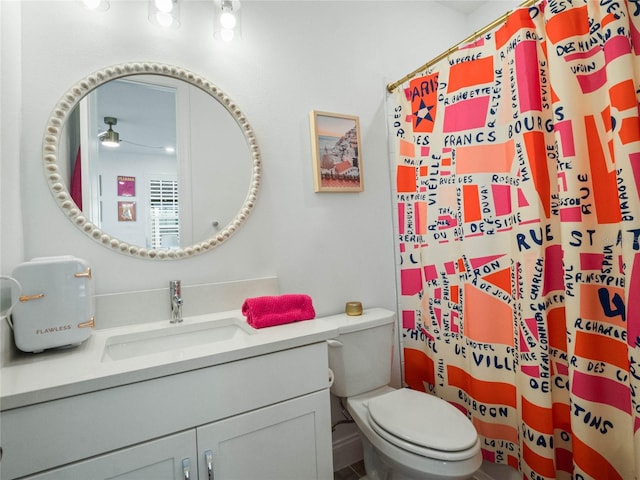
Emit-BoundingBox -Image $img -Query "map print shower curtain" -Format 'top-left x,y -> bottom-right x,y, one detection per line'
391,1 -> 640,478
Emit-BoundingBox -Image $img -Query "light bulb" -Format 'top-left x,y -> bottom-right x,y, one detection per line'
154,0 -> 174,13
83,0 -> 101,9
156,11 -> 175,27
220,28 -> 235,42
83,0 -> 109,11
220,11 -> 236,29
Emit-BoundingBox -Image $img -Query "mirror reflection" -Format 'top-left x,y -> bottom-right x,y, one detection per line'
44,63 -> 261,259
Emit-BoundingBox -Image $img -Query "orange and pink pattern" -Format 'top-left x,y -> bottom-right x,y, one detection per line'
392,1 -> 640,478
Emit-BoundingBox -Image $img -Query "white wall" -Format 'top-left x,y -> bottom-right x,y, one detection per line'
1,1 -> 24,276
0,2 -> 25,362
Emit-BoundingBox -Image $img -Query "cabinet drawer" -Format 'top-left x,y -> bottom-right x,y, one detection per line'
1,342 -> 328,479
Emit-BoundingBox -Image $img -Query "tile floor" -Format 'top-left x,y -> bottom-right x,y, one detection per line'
334,460 -> 488,480
333,460 -> 366,480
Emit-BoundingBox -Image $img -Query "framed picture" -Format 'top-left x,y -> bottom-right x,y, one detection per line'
309,110 -> 363,192
118,201 -> 136,222
117,176 -> 136,197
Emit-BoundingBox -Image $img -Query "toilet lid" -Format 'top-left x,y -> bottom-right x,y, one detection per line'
367,389 -> 478,453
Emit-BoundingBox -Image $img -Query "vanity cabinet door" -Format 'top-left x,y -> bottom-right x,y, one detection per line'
23,430 -> 197,480
196,389 -> 333,480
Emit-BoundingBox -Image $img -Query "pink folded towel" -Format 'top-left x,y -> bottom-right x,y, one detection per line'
241,294 -> 316,329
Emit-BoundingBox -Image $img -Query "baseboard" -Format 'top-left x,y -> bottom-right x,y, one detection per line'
332,430 -> 363,472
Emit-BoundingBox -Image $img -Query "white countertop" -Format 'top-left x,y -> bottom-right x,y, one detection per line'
0,309 -> 342,411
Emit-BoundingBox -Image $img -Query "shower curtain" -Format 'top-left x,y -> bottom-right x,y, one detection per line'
391,1 -> 640,478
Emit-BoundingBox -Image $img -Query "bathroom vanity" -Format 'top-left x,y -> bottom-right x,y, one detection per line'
0,309 -> 350,479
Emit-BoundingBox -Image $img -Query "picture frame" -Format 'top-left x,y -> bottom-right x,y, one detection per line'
118,201 -> 136,222
309,110 -> 363,192
117,176 -> 136,197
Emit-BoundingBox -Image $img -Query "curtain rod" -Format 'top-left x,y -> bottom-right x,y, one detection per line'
386,0 -> 539,93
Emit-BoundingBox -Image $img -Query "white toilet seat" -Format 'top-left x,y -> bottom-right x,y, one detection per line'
366,388 -> 480,462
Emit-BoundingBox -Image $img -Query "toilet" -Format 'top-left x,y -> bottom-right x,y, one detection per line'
326,308 -> 482,480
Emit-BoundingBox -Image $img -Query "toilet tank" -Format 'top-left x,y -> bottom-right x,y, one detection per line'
326,308 -> 395,398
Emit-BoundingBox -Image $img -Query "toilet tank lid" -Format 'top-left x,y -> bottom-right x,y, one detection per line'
325,307 -> 395,334
367,388 -> 478,452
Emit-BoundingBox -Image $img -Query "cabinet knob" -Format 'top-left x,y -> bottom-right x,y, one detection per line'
205,450 -> 214,480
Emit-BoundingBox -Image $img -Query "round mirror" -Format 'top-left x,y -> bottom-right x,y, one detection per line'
43,62 -> 261,260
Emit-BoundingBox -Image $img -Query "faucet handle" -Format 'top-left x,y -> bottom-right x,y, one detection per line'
170,280 -> 181,295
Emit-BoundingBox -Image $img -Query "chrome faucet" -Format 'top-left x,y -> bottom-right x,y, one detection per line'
170,280 -> 183,323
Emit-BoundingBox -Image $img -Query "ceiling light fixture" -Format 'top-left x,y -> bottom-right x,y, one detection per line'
81,0 -> 246,41
99,117 -> 120,148
148,0 -> 181,29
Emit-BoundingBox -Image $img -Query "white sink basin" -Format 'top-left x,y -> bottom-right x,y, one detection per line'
102,317 -> 255,362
